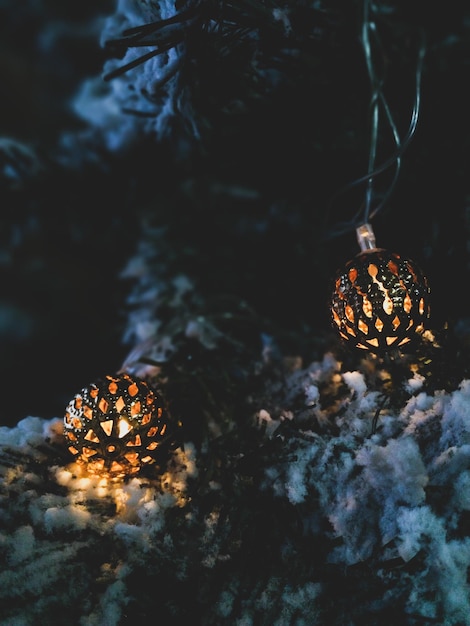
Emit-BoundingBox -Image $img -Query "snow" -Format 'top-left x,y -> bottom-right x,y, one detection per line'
1,353 -> 470,624
1,1 -> 469,624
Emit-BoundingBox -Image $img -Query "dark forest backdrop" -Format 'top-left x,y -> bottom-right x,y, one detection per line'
0,0 -> 469,422
2,3 -> 470,626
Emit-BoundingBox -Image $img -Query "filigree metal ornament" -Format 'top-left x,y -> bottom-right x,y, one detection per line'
64,373 -> 171,477
330,248 -> 431,352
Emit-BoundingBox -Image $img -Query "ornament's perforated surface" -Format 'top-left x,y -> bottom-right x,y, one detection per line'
64,373 -> 170,477
330,248 -> 431,352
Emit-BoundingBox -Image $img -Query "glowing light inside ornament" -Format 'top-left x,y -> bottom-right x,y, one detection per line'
329,224 -> 431,353
118,418 -> 132,437
64,373 -> 172,478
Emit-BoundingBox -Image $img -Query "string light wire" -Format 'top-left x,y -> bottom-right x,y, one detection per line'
323,0 -> 426,240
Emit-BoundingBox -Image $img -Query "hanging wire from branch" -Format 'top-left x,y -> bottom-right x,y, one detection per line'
322,0 -> 426,241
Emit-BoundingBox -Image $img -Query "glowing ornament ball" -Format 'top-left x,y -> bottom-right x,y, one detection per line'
64,373 -> 172,478
329,225 -> 431,353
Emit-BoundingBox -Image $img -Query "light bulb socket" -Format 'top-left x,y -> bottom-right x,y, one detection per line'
356,223 -> 377,251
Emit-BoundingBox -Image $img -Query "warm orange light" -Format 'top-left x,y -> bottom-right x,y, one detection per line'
64,372 -> 174,479
329,247 -> 431,353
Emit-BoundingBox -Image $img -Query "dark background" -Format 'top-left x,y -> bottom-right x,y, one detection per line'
0,0 -> 469,426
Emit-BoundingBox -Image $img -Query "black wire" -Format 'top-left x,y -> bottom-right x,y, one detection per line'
322,0 -> 426,242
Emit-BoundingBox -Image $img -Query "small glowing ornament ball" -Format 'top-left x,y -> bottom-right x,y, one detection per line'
330,223 -> 431,353
64,373 -> 171,477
